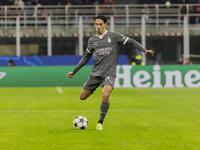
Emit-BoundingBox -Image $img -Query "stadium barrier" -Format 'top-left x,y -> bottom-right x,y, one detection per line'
0,55 -> 128,66
0,65 -> 199,88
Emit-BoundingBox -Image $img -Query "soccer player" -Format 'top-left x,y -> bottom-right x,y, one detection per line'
67,15 -> 154,130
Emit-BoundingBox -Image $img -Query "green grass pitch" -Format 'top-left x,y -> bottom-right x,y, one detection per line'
0,87 -> 200,150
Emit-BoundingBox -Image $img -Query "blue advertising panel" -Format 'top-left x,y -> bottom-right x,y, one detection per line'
0,55 -> 128,66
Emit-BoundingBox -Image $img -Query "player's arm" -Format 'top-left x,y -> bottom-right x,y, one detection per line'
126,38 -> 154,56
67,50 -> 93,78
115,32 -> 154,56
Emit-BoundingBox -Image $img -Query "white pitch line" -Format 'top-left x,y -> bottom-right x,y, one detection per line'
0,110 -> 200,113
57,87 -> 64,94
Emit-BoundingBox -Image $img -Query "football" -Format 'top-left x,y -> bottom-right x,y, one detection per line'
73,116 -> 88,129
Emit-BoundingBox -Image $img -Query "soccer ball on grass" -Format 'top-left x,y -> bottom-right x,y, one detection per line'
73,116 -> 88,129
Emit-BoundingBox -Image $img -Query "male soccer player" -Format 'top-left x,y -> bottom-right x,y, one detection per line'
67,15 -> 154,130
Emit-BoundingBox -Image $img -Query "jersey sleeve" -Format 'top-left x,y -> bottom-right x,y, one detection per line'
115,32 -> 147,53
115,32 -> 129,45
72,38 -> 93,74
126,38 -> 147,53
86,37 -> 94,54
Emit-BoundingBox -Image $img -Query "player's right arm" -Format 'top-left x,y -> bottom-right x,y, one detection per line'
67,51 -> 93,78
67,38 -> 94,78
67,71 -> 75,78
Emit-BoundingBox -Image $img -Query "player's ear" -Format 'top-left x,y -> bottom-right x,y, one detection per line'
105,22 -> 107,26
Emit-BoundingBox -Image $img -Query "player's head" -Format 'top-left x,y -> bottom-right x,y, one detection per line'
8,59 -> 17,66
95,15 -> 107,35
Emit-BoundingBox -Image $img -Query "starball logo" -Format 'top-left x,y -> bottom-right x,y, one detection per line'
115,65 -> 200,88
0,72 -> 6,80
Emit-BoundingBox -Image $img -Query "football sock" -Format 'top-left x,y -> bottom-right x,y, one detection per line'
98,102 -> 110,125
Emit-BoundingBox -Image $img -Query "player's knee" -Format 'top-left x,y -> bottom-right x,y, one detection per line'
80,94 -> 86,100
102,93 -> 110,102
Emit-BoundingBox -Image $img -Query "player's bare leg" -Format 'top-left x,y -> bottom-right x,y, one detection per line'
97,85 -> 112,130
102,85 -> 112,103
80,89 -> 92,100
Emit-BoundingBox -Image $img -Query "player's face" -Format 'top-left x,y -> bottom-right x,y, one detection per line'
95,19 -> 107,35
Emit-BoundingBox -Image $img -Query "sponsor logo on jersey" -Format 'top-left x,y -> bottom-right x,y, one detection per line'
94,42 -> 97,46
96,47 -> 113,55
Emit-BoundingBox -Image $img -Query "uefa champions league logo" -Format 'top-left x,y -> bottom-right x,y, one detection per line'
0,72 -> 6,80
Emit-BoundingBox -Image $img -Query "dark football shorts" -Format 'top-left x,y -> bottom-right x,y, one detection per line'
83,74 -> 116,92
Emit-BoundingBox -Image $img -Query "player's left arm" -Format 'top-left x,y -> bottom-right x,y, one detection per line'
127,38 -> 154,56
115,32 -> 154,56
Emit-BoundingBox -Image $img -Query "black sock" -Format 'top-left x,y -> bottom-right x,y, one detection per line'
98,102 -> 110,125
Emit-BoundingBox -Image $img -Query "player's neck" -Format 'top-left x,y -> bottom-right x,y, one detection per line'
97,30 -> 107,36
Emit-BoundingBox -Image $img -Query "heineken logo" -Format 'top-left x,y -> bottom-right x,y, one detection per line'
0,72 -> 6,80
115,65 -> 200,88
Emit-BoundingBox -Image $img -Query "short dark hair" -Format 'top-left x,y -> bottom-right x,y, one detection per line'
95,15 -> 107,23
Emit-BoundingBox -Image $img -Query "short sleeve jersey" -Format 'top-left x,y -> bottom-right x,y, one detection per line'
86,31 -> 130,77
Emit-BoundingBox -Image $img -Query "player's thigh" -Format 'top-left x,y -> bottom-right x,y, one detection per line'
81,75 -> 103,100
103,85 -> 113,96
102,76 -> 115,89
83,75 -> 103,93
102,76 -> 115,102
80,89 -> 92,100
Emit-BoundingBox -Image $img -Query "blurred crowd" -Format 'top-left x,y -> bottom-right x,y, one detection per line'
0,0 -> 114,6
1,0 -> 200,6
141,0 -> 199,4
0,0 -> 200,25
141,0 -> 200,24
0,0 -> 199,9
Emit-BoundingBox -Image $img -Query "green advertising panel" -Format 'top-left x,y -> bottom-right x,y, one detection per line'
0,65 -> 199,88
0,66 -> 92,87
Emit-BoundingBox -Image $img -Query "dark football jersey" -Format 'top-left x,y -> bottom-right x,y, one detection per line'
73,31 -> 147,77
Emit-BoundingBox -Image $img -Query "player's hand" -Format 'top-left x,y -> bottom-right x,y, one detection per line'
67,71 -> 75,78
145,50 -> 154,56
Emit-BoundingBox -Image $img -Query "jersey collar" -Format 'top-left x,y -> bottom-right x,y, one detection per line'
96,30 -> 108,39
